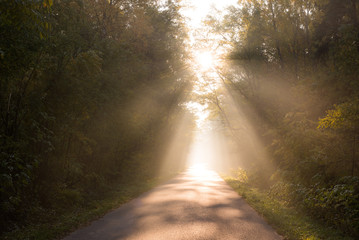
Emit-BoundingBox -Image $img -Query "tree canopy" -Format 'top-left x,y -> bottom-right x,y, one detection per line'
0,0 -> 193,233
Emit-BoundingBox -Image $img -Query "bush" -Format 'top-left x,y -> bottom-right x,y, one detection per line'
82,173 -> 108,197
269,181 -> 306,204
55,189 -> 84,209
269,177 -> 359,237
230,167 -> 248,183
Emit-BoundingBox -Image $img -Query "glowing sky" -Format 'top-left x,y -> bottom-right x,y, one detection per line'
180,0 -> 238,28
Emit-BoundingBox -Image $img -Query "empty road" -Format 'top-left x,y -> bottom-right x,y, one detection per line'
64,167 -> 282,240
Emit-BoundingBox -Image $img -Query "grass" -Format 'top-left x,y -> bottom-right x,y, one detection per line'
1,177 -> 170,240
224,177 -> 354,240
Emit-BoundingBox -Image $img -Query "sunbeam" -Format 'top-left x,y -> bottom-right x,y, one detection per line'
3,0 -> 359,238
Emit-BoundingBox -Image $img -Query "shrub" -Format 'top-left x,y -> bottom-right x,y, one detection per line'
56,189 -> 83,209
269,177 -> 359,237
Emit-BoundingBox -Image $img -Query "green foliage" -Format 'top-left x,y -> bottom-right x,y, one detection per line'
1,176 -> 167,240
225,177 -> 354,240
230,167 -> 248,183
269,177 -> 359,236
207,0 -> 359,237
0,0 -> 192,235
319,99 -> 359,131
56,188 -> 84,208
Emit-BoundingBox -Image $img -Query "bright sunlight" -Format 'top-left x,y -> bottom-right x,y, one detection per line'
180,0 -> 238,28
180,0 -> 237,170
194,51 -> 215,70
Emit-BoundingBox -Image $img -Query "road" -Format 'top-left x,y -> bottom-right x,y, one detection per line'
64,167 -> 282,240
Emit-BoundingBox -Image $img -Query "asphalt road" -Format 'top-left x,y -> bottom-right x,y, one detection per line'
64,167 -> 282,240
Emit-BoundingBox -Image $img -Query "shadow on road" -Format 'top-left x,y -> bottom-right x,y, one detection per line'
64,168 -> 282,240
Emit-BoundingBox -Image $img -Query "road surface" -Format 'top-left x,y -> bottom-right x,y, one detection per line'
64,167 -> 282,240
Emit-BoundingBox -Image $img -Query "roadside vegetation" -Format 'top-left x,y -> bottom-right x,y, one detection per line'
2,177 -> 169,240
225,175 -> 354,240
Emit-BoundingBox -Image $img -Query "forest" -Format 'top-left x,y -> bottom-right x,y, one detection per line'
1,0 -> 359,239
204,0 -> 359,237
0,0 -> 193,236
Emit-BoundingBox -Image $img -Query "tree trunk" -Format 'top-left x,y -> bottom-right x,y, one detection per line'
269,0 -> 284,68
352,133 -> 357,176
